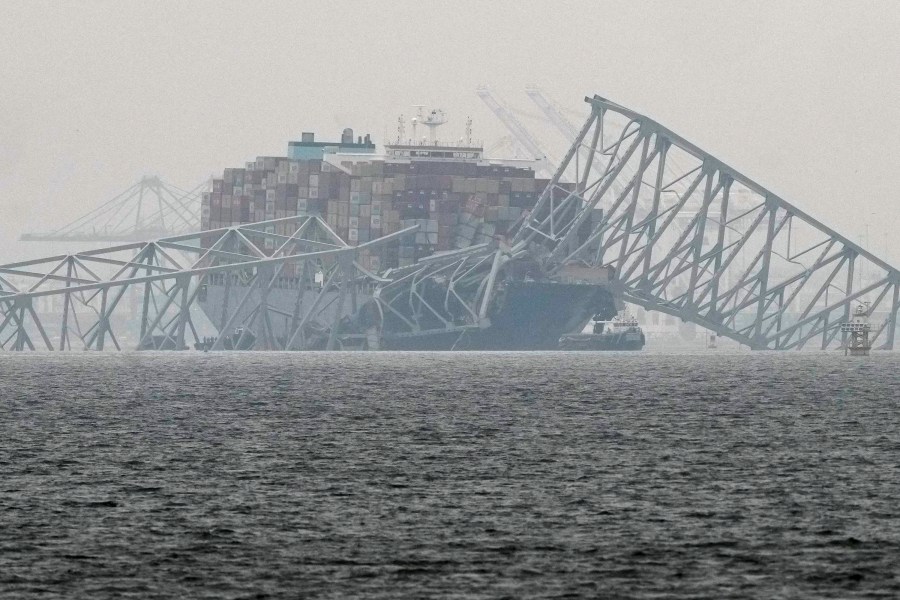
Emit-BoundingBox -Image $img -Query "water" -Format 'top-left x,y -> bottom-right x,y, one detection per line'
1,351 -> 899,598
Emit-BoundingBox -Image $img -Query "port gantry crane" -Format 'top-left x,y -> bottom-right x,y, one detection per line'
475,86 -> 559,177
525,86 -> 580,141
20,176 -> 206,243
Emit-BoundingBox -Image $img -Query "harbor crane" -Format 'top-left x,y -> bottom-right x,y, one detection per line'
525,86 -> 580,141
20,176 -> 206,243
475,86 -> 558,177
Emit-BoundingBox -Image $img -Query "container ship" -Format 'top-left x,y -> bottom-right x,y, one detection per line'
198,111 -> 628,350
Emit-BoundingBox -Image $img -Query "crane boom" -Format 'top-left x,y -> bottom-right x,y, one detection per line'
475,87 -> 557,175
525,86 -> 580,141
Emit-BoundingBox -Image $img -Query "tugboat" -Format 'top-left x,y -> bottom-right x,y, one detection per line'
557,312 -> 646,351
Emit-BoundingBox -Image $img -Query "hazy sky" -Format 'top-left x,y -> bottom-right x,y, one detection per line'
1,1 -> 899,263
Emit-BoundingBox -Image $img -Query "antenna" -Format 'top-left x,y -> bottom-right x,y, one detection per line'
397,114 -> 405,143
421,109 -> 447,144
411,105 -> 425,144
465,116 -> 473,146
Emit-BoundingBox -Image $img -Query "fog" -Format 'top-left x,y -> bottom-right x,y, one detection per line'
1,0 -> 898,263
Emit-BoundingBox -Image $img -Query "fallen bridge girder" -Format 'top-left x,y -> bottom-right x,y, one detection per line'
3,94 -> 899,351
515,95 -> 900,350
0,216 -> 418,351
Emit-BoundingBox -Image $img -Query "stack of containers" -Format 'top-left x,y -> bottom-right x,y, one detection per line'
200,148 -> 546,273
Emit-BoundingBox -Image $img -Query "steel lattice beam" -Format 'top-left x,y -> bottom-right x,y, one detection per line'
513,95 -> 900,350
6,94 -> 898,352
0,216 -> 416,351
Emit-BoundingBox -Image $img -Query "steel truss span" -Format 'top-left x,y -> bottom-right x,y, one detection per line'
514,95 -> 900,350
0,216 -> 414,351
3,94 -> 898,352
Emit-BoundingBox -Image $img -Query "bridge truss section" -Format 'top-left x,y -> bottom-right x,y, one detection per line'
0,216 -> 413,351
514,95 -> 900,350
373,242 -> 509,346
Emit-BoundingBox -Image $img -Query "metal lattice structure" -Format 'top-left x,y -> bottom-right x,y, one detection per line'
3,93 -> 898,352
20,176 -> 204,243
0,216 -> 414,351
373,243 -> 506,342
514,95 -> 900,350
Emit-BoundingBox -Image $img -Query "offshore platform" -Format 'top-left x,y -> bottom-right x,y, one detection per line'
1,94 -> 898,352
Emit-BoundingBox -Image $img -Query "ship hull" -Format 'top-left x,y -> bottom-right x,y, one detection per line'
199,279 -> 619,351
382,281 -> 616,350
557,332 -> 646,351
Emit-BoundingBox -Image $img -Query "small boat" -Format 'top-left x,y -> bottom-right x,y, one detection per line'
557,312 -> 645,351
190,328 -> 257,351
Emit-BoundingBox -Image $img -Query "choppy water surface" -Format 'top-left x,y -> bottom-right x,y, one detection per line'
1,351 -> 899,598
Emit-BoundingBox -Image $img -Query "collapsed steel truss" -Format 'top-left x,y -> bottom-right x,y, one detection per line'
514,95 -> 900,350
0,216 -> 413,351
373,242 -> 506,344
3,94 -> 898,351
